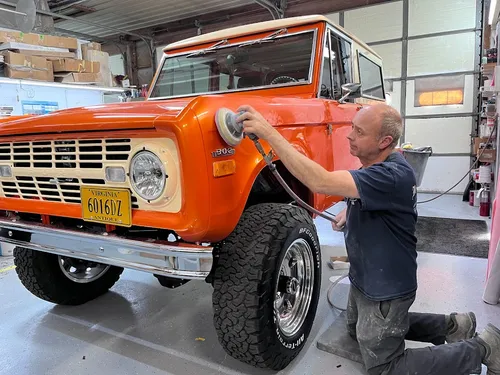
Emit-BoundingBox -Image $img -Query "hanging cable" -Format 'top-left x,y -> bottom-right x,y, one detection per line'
417,121 -> 497,204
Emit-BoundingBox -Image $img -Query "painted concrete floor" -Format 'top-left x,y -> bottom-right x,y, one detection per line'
0,193 -> 498,375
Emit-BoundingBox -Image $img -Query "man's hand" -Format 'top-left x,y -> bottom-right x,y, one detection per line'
236,105 -> 278,141
331,208 -> 346,231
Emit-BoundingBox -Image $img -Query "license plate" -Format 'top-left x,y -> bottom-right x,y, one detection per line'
81,186 -> 132,227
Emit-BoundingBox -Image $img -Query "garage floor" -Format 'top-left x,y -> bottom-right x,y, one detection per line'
0,193 -> 499,375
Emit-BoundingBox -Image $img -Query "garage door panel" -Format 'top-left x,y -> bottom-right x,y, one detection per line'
344,2 -> 403,43
407,32 -> 475,76
405,117 -> 472,154
409,0 -> 477,36
325,12 -> 340,25
417,156 -> 470,193
386,80 -> 402,113
406,74 -> 475,116
372,42 -> 402,79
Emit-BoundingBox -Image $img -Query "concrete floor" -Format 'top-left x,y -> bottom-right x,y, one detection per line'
0,193 -> 498,375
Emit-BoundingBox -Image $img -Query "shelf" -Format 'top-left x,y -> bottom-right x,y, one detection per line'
0,77 -> 125,93
481,87 -> 498,96
482,62 -> 497,75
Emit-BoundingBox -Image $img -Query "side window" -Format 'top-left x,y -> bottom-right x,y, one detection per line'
358,54 -> 385,99
319,30 -> 353,100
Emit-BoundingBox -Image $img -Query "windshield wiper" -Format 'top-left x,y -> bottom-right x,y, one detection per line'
186,39 -> 229,58
238,28 -> 287,48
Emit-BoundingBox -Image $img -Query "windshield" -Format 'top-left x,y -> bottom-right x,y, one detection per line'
149,30 -> 315,99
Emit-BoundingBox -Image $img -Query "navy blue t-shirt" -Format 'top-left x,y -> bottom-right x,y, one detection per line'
345,152 -> 418,301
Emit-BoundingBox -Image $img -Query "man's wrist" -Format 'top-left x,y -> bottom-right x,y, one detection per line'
267,128 -> 283,146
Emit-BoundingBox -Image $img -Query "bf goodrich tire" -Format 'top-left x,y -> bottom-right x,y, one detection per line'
212,203 -> 322,370
14,247 -> 123,305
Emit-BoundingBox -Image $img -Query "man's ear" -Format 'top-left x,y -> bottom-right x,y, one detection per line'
379,135 -> 394,150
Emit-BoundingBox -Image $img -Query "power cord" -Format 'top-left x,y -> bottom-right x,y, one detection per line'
326,274 -> 350,311
417,121 -> 497,204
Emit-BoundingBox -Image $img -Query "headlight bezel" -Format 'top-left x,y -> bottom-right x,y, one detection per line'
129,150 -> 167,202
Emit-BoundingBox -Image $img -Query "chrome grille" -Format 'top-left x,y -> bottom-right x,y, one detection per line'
0,139 -> 131,169
1,176 -> 139,208
0,138 -> 140,209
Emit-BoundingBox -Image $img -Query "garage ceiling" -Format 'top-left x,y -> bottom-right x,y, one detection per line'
51,0 -> 256,38
46,0 -> 391,40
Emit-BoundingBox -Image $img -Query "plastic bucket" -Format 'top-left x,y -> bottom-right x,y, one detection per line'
402,146 -> 432,187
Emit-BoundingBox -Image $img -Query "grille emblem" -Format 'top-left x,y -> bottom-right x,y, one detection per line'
49,178 -> 74,185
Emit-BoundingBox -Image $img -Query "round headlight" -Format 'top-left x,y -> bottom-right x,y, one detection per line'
130,151 -> 166,201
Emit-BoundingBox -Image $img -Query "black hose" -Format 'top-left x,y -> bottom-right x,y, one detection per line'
249,137 -> 338,223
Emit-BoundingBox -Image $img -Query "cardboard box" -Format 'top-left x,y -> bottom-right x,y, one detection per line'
0,29 -> 78,50
474,137 -> 491,153
54,72 -> 99,83
85,50 -> 112,87
52,58 -> 100,73
22,50 -> 76,59
81,42 -> 102,57
38,34 -> 78,50
0,30 -> 38,45
478,149 -> 497,162
0,42 -> 76,59
1,51 -> 53,82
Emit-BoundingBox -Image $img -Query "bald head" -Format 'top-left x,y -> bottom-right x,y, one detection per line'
368,104 -> 403,149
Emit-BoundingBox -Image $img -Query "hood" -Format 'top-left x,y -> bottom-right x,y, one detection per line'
0,99 -> 193,137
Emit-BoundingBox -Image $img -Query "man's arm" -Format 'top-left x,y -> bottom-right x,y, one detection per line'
266,131 -> 360,198
235,105 -> 359,198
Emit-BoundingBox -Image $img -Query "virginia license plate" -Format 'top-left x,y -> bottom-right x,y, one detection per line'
81,186 -> 132,227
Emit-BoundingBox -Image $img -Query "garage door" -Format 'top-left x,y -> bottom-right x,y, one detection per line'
326,0 -> 481,193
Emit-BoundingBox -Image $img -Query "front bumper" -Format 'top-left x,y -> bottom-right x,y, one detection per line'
0,218 -> 213,280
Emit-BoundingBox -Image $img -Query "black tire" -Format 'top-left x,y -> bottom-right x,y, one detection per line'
212,203 -> 322,370
13,247 -> 123,305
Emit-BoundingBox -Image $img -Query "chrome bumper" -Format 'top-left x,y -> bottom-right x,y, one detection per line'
0,218 -> 213,280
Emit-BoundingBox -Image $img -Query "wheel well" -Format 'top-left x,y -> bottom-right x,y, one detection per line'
245,161 -> 313,210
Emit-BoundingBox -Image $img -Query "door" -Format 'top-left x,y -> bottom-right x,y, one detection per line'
318,30 -> 362,210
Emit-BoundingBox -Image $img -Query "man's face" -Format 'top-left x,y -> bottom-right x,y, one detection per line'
347,108 -> 389,159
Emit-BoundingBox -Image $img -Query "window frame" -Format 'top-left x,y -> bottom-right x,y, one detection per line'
357,51 -> 386,101
317,25 -> 355,100
148,29 -> 318,100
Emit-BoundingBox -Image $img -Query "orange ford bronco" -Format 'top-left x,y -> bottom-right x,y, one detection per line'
0,15 -> 385,370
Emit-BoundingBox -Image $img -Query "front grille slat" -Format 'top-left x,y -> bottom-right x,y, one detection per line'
4,139 -> 131,169
0,138 -> 141,208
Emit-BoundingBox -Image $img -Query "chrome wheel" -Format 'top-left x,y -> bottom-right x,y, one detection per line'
58,256 -> 110,284
274,238 -> 315,338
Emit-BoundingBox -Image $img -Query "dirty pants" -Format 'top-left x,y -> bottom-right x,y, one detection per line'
347,284 -> 483,375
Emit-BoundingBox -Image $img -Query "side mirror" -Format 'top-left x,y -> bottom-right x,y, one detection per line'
339,83 -> 362,103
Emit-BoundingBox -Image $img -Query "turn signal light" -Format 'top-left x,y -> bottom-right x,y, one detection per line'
213,160 -> 236,178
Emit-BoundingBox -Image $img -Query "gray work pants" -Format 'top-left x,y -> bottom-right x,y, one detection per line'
347,284 -> 484,375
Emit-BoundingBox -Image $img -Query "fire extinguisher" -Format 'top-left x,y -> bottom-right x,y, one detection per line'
478,186 -> 491,217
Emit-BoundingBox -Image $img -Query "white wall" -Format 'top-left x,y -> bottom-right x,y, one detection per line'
405,117 -> 472,154
109,54 -> 126,76
418,157 -> 471,193
324,13 -> 340,25
372,42 -> 402,79
337,0 -> 479,194
408,0 -> 477,36
344,2 -> 403,43
407,32 -> 476,76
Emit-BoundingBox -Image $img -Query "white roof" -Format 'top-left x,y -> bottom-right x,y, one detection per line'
164,15 -> 379,57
